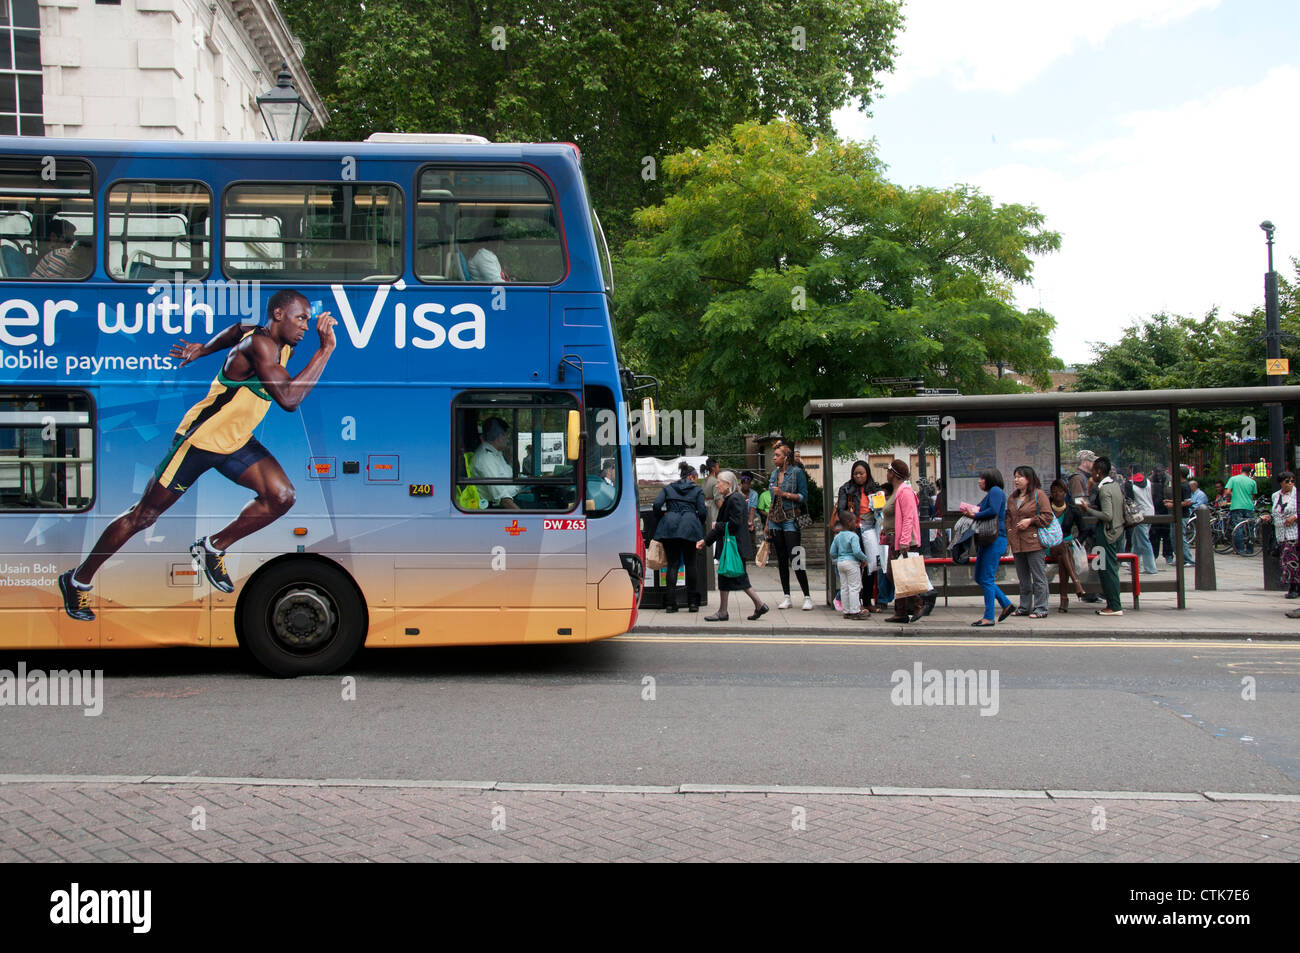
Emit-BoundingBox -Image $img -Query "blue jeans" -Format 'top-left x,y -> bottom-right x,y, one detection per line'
1132,523 -> 1156,573
1230,509 -> 1253,554
975,535 -> 1011,620
1180,517 -> 1194,564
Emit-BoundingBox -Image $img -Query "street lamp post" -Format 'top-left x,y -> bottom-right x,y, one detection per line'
1261,221 -> 1284,477
256,62 -> 313,142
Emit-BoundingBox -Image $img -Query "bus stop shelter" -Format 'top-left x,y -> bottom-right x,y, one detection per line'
805,385 -> 1300,610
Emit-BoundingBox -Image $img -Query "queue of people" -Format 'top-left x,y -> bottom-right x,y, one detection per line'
646,444 -> 1264,625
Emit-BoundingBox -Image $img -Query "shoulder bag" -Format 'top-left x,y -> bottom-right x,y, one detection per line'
718,524 -> 745,577
1035,492 -> 1063,548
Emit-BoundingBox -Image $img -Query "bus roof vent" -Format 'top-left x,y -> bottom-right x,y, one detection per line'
364,132 -> 490,144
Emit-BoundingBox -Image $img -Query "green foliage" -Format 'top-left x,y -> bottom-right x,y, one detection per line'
616,121 -> 1063,440
1071,261 -> 1300,463
280,0 -> 903,246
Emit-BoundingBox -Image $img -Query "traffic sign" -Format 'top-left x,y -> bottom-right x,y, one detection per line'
1266,358 -> 1289,376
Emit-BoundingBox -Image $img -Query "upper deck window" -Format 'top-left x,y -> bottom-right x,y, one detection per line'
415,167 -> 563,284
223,183 -> 403,282
108,181 -> 212,281
0,156 -> 94,281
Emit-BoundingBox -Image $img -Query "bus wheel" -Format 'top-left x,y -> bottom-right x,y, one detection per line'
238,561 -> 365,676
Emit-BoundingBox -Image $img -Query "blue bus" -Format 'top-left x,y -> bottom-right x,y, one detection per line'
0,133 -> 644,674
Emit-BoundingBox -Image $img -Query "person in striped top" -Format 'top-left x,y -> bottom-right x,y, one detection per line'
59,290 -> 336,621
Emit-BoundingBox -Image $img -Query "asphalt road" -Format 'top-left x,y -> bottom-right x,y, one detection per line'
2,635 -> 1298,793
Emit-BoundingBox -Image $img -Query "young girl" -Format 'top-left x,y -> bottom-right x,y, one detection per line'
830,520 -> 870,619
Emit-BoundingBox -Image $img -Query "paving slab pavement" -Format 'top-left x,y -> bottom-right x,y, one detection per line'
1,779 -> 1296,862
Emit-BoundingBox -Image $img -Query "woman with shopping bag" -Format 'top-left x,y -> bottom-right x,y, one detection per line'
696,471 -> 768,622
651,461 -> 707,613
883,460 -> 925,624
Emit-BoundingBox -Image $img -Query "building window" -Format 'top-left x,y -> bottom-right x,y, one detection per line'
0,0 -> 42,136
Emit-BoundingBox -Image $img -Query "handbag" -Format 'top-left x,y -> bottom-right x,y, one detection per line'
973,517 -> 998,545
645,539 -> 667,571
718,525 -> 745,577
755,539 -> 770,568
795,504 -> 813,530
890,552 -> 930,598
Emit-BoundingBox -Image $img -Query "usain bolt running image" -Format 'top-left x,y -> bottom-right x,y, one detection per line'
58,290 -> 337,621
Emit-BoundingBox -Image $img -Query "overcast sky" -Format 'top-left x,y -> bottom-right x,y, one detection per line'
833,0 -> 1300,368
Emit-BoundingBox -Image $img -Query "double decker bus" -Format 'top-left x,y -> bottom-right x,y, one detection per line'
0,134 -> 644,675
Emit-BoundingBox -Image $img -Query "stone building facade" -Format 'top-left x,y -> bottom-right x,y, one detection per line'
16,0 -> 322,140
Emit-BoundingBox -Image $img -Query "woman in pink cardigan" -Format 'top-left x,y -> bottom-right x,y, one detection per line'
885,459 -> 923,623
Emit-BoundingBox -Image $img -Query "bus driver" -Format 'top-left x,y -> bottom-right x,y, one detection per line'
58,290 -> 337,621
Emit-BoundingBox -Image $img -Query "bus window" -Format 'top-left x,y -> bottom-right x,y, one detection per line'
455,391 -> 580,512
585,385 -> 619,515
416,166 -> 563,284
107,181 -> 212,281
223,183 -> 403,282
0,391 -> 94,511
0,156 -> 94,280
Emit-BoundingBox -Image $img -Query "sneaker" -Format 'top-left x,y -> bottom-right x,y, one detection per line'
778,596 -> 792,610
1095,608 -> 1124,616
1080,593 -> 1102,604
802,596 -> 814,611
58,570 -> 94,622
1286,607 -> 1300,619
190,538 -> 234,593
833,596 -> 843,612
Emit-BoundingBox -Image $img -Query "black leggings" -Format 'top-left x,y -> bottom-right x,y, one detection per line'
770,526 -> 810,597
661,538 -> 699,606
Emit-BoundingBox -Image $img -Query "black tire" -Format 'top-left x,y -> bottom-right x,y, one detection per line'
237,560 -> 366,676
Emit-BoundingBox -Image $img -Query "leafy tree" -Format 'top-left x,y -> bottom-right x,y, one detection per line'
280,0 -> 903,245
616,120 -> 1063,443
1070,262 -> 1300,470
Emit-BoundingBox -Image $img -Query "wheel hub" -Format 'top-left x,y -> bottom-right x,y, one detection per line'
271,588 -> 336,650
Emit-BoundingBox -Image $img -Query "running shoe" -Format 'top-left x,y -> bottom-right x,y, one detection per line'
190,538 -> 234,593
58,570 -> 94,622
